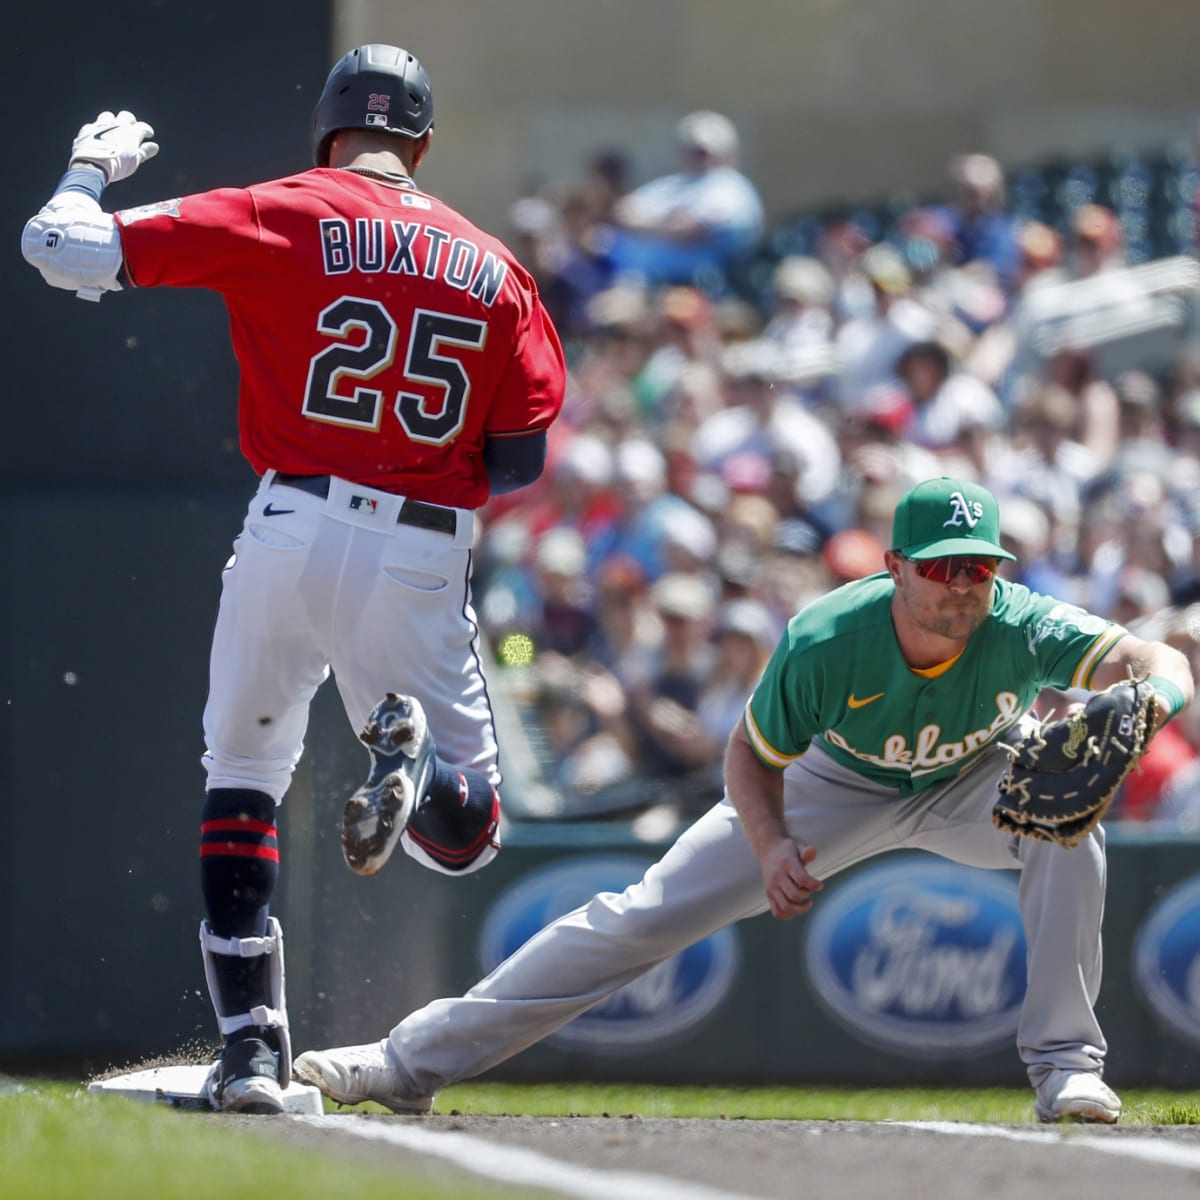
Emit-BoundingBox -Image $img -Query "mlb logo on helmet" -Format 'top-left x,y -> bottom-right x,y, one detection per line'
349,495 -> 378,514
365,92 -> 391,126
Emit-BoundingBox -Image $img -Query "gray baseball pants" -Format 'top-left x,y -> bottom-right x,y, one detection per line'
386,743 -> 1106,1099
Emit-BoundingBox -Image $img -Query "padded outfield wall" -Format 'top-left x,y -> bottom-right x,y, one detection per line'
5,1 -> 1200,1087
1,0 -> 334,1070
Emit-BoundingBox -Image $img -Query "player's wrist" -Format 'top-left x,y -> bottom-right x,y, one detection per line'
1146,675 -> 1186,726
58,164 -> 108,200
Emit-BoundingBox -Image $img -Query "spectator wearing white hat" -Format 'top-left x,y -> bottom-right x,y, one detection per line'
936,152 -> 1020,288
604,110 -> 765,286
689,599 -> 780,794
992,491 -> 1079,603
691,340 -> 841,508
482,432 -> 624,590
515,527 -> 598,662
762,255 -> 837,359
588,438 -> 711,583
622,572 -> 719,781
835,242 -> 941,406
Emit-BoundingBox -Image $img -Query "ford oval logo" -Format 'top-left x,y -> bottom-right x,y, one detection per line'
1133,876 -> 1200,1047
804,858 -> 1026,1057
479,855 -> 739,1051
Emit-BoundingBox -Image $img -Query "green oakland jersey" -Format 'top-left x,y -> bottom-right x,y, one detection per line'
744,573 -> 1126,795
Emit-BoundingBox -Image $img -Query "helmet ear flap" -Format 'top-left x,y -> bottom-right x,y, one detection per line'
311,44 -> 434,167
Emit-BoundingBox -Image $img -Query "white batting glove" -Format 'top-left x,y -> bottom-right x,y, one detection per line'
69,110 -> 159,183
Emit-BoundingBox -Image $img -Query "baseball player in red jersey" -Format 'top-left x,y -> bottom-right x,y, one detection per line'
22,45 -> 566,1113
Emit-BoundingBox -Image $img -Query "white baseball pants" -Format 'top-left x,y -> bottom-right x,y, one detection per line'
202,472 -> 499,801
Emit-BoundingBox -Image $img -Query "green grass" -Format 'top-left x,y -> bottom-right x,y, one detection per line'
0,1081 -> 522,1200
435,1081 -> 1200,1125
8,1077 -> 1200,1200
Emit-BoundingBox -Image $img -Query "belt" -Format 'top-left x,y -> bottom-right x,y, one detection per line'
274,474 -> 458,537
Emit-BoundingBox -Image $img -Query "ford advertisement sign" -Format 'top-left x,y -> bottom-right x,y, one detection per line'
1133,876 -> 1200,1048
478,856 -> 739,1052
804,859 -> 1027,1058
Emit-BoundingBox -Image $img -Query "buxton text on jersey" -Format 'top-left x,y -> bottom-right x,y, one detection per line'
319,216 -> 508,306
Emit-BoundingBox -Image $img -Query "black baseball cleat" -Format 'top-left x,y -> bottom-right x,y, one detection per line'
206,1033 -> 284,1115
341,693 -> 435,876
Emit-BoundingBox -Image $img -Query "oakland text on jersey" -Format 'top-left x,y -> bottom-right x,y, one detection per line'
823,690 -> 1023,777
319,217 -> 508,306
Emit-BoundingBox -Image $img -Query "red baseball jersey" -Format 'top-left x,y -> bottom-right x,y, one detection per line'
114,169 -> 566,508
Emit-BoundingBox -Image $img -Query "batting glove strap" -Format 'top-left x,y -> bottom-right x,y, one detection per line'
69,110 -> 159,184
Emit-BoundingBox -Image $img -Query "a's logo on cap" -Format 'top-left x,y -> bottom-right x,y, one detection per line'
943,491 -> 983,529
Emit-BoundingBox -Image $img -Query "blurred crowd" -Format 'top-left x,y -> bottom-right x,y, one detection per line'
476,113 -> 1200,828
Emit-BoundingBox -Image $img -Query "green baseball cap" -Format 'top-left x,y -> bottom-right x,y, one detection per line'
891,477 -> 1016,561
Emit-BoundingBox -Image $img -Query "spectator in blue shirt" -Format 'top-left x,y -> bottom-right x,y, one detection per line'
604,110 -> 765,287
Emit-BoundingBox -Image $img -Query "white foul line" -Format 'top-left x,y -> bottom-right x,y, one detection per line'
291,1114 -> 760,1200
897,1121 -> 1200,1173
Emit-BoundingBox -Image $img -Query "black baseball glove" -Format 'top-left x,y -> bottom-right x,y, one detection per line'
993,678 -> 1157,848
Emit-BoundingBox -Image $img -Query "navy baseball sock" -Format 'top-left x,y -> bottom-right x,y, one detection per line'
407,762 -> 500,871
199,788 -> 278,1017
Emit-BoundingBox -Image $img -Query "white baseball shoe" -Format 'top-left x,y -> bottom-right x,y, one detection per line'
341,693 -> 435,876
1034,1069 -> 1121,1123
293,1041 -> 433,1114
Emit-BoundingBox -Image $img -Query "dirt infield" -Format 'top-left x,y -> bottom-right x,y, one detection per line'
244,1112 -> 1200,1199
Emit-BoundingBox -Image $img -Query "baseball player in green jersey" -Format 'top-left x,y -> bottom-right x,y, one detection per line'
295,477 -> 1194,1123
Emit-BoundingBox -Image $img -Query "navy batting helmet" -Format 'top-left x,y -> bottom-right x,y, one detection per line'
312,44 -> 434,167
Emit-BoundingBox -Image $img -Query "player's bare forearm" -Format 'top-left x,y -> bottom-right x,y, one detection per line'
1090,632 -> 1195,731
724,724 -> 786,851
725,723 -> 822,919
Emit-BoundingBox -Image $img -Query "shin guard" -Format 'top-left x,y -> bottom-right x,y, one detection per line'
199,917 -> 292,1087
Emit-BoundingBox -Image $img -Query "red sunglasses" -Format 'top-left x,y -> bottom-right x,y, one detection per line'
903,555 -> 999,584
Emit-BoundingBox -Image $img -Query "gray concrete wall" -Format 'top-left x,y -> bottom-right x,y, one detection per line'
337,0 -> 1200,232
